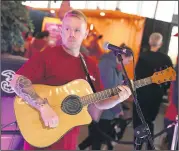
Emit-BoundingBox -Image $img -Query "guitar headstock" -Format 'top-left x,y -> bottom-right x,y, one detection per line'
151,67 -> 176,84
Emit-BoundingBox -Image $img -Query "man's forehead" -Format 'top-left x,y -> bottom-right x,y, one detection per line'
62,16 -> 86,25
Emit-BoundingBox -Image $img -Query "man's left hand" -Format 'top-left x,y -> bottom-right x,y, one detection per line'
117,85 -> 132,103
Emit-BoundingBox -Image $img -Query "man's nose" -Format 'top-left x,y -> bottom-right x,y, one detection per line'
70,30 -> 75,37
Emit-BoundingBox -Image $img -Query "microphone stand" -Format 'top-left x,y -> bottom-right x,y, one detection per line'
171,115 -> 178,150
114,52 -> 155,150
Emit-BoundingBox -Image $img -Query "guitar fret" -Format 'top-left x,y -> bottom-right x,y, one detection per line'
111,88 -> 115,95
109,89 -> 113,96
105,90 -> 109,99
144,77 -> 150,85
101,92 -> 105,100
81,97 -> 86,106
141,79 -> 145,86
104,90 -> 108,98
134,77 -> 152,89
88,95 -> 91,103
112,87 -> 117,95
113,88 -> 116,94
100,92 -> 104,100
92,93 -> 95,102
114,87 -> 119,95
96,92 -> 100,101
107,89 -> 110,97
99,92 -> 102,100
81,86 -> 120,107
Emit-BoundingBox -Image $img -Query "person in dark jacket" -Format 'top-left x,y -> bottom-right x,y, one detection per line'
133,32 -> 173,150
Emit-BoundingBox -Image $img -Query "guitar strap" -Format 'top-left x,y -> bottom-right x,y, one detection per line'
79,53 -> 96,93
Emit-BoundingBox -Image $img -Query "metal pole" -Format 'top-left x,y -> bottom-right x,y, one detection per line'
171,116 -> 178,150
47,0 -> 51,8
153,1 -> 159,19
152,1 -> 159,32
116,1 -> 120,10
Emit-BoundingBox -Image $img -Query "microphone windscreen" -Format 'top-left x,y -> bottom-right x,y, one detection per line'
103,42 -> 109,50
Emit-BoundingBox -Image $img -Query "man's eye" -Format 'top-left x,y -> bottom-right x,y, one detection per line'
75,29 -> 80,32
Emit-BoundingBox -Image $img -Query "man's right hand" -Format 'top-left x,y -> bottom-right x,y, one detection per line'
39,104 -> 59,128
10,74 -> 60,128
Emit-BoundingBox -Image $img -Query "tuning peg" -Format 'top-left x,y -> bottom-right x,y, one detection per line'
160,65 -> 168,70
165,82 -> 170,85
159,67 -> 163,71
164,83 -> 168,85
154,68 -> 158,72
164,65 -> 168,69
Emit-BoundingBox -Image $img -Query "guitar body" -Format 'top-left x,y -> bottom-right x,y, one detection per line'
14,79 -> 93,148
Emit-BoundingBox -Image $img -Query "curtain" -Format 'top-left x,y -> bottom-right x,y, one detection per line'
82,10 -> 146,79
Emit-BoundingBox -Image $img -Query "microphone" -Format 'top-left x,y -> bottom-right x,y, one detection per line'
103,42 -> 133,55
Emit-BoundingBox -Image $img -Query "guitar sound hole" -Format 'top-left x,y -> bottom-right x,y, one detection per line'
61,95 -> 83,115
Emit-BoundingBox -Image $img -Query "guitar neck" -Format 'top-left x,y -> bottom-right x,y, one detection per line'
80,67 -> 176,106
133,77 -> 152,89
80,77 -> 153,106
80,87 -> 119,106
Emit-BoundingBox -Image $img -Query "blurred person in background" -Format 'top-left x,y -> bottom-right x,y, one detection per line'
24,30 -> 50,59
24,31 -> 33,51
78,44 -> 133,150
12,44 -> 26,57
133,32 -> 173,149
163,60 -> 178,150
163,33 -> 178,150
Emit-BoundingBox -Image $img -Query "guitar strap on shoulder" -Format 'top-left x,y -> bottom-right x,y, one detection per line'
79,53 -> 96,93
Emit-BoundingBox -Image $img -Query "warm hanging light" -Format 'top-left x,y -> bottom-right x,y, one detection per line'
90,24 -> 94,30
50,10 -> 55,13
100,12 -> 105,16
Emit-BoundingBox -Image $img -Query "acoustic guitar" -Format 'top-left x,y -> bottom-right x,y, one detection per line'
14,67 -> 176,148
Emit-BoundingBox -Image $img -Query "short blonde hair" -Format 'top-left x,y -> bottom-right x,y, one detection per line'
63,10 -> 87,23
149,32 -> 163,46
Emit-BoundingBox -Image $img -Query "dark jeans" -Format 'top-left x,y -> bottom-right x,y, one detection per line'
78,120 -> 114,150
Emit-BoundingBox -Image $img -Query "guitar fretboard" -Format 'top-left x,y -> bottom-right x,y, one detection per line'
80,77 -> 152,106
134,77 -> 152,89
80,87 -> 119,106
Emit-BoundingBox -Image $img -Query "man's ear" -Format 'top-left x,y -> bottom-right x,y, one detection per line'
84,29 -> 89,39
160,42 -> 163,47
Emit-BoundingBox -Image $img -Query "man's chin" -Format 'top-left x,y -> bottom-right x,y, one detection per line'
68,45 -> 79,50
